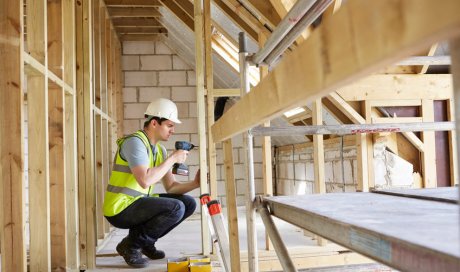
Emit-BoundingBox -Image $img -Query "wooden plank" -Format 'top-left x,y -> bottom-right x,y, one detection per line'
116,26 -> 167,34
368,99 -> 422,107
372,117 -> 423,124
241,0 -> 281,30
172,0 -> 194,19
364,101 -> 375,189
76,0 -> 96,268
337,75 -> 453,101
47,0 -> 68,269
112,17 -> 162,27
327,92 -> 366,124
161,0 -> 194,31
194,0 -> 210,255
204,0 -> 218,200
108,7 -> 161,17
27,0 -> 51,270
95,115 -> 104,240
222,139 -> 241,271
447,98 -> 459,186
211,0 -> 460,143
62,0 -> 79,269
373,187 -> 459,204
449,38 -> 460,190
104,0 -> 161,6
416,44 -> 438,74
277,135 -> 356,153
219,0 -> 269,36
213,0 -> 257,41
0,0 -> 27,271
265,193 -> 460,272
421,99 -> 437,188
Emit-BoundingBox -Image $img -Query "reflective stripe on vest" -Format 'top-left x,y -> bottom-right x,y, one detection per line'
103,130 -> 164,217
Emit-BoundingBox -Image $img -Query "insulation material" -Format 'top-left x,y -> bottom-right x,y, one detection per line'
374,143 -> 414,188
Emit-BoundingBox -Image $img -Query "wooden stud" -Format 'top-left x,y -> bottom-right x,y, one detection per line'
219,0 -> 270,37
93,0 -> 102,109
76,0 -> 96,268
0,0 -> 27,271
95,114 -> 104,240
222,139 -> 241,271
112,17 -> 162,27
211,0 -> 460,143
416,44 -> 438,74
449,38 -> 460,188
118,34 -> 166,41
364,101 -> 375,189
194,0 -> 211,255
27,0 -> 52,270
212,88 -> 240,97
421,99 -> 437,188
116,26 -> 168,34
48,0 -> 69,269
241,0 -> 281,30
161,0 -> 194,31
213,0 -> 258,41
104,0 -> 161,6
447,98 -> 459,186
204,0 -> 218,200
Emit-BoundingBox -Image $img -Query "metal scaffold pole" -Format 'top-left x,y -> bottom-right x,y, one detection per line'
239,32 -> 258,272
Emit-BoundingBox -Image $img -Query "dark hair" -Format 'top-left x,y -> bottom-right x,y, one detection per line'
144,116 -> 168,128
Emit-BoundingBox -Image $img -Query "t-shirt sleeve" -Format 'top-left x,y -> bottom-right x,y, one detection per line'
120,137 -> 150,168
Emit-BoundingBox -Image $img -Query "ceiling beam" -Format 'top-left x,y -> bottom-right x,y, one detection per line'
104,0 -> 161,6
108,7 -> 161,17
118,33 -> 166,41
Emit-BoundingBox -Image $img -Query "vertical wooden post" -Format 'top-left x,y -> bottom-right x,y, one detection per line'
48,0 -> 69,269
449,39 -> 460,204
421,99 -> 437,188
364,101 -> 375,189
194,0 -> 210,255
223,139 -> 241,271
447,98 -> 459,186
63,0 -> 80,268
259,33 -> 273,251
204,0 -> 218,202
76,0 -> 96,268
0,0 -> 27,271
27,0 -> 52,270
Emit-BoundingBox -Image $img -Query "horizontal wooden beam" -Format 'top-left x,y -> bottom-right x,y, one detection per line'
108,7 -> 160,17
337,74 -> 453,101
397,55 -> 451,66
105,0 -> 161,6
211,0 -> 460,143
115,26 -> 167,34
112,17 -> 162,27
118,33 -> 166,41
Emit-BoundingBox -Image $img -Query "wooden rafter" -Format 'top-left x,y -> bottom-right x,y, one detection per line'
239,0 -> 281,30
213,0 -> 258,41
161,0 -> 194,30
116,26 -> 167,34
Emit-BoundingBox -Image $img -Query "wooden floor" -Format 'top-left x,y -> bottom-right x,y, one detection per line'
265,188 -> 460,272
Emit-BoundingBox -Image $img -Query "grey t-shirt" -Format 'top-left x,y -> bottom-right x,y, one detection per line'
120,136 -> 167,168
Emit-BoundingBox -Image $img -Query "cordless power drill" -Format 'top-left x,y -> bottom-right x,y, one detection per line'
172,141 -> 197,176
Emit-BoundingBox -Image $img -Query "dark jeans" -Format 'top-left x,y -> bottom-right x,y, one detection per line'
105,194 -> 196,249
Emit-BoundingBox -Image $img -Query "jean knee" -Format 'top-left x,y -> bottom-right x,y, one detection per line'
173,201 -> 186,220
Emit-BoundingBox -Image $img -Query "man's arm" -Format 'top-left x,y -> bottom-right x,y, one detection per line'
162,169 -> 200,194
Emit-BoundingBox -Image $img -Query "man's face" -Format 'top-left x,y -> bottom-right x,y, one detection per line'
154,119 -> 175,141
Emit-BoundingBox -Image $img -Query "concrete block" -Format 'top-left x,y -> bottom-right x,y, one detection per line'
187,71 -> 196,86
294,163 -> 306,181
123,87 -> 137,103
173,55 -> 189,70
190,134 -> 200,146
233,148 -> 239,164
305,162 -> 314,181
159,71 -> 186,86
236,179 -> 246,195
174,118 -> 197,134
216,148 -> 223,164
122,55 -> 140,70
123,119 -> 142,135
176,102 -> 189,118
189,102 -> 197,118
254,163 -> 263,179
125,71 -> 157,87
140,55 -> 172,70
253,147 -> 262,163
234,164 -> 244,180
171,86 -> 196,102
124,103 -> 149,119
332,161 -> 343,184
155,41 -> 173,54
325,150 -> 340,160
324,162 -> 334,182
138,87 -> 171,102
123,41 -> 155,55
232,134 -> 243,147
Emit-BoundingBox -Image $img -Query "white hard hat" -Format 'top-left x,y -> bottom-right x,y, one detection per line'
144,98 -> 181,124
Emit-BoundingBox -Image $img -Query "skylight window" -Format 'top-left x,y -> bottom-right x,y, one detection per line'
284,107 -> 305,118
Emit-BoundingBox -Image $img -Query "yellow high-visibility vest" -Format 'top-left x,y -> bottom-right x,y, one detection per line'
103,130 -> 164,217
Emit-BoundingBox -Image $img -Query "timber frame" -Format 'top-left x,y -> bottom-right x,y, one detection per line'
0,0 -> 123,270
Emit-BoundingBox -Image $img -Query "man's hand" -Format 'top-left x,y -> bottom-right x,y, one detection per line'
193,169 -> 201,188
171,149 -> 188,164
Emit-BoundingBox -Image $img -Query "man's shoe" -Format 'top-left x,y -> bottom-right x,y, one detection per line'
142,245 -> 166,260
116,238 -> 149,268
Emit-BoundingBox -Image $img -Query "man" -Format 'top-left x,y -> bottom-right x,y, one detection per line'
103,98 -> 200,268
